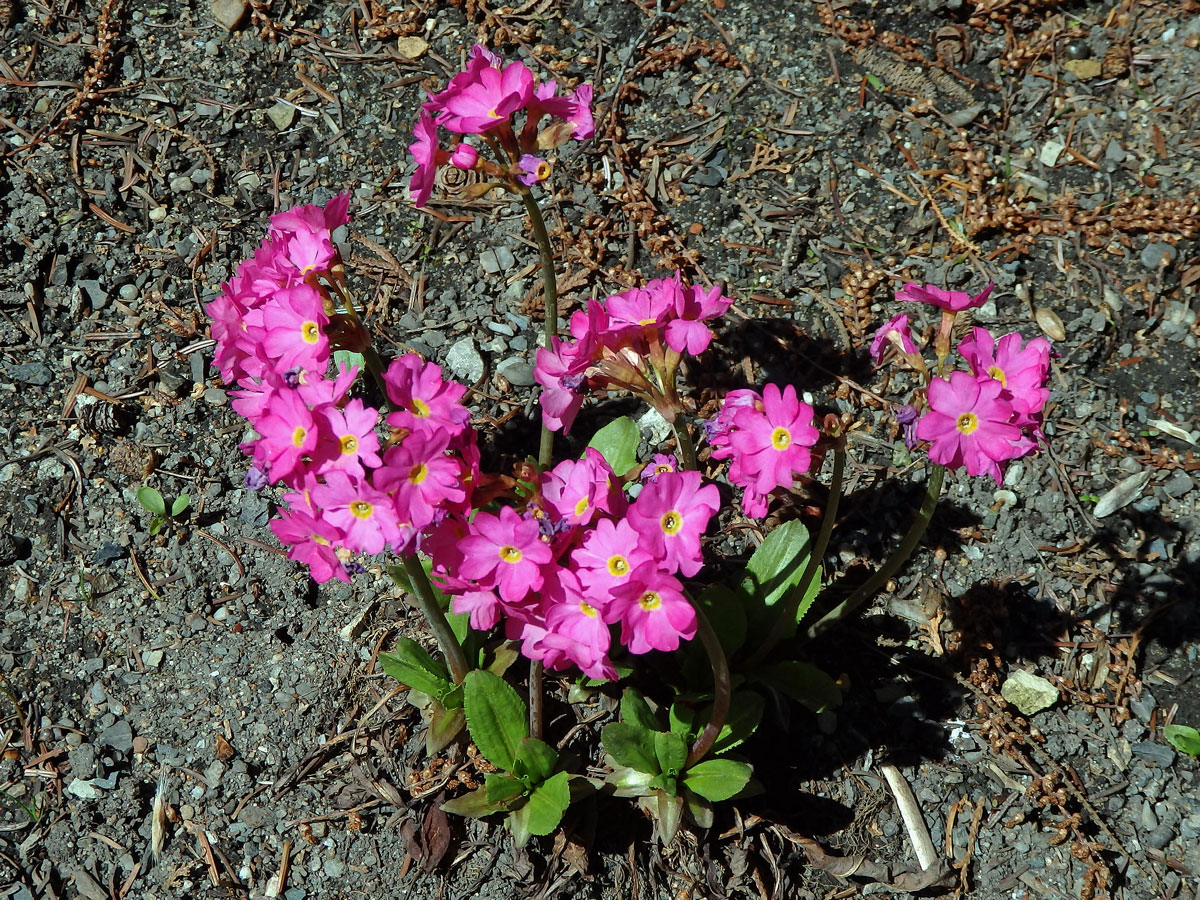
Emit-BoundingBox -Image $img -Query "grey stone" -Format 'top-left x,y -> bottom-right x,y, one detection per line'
68,744 -> 97,779
8,362 -> 52,386
1141,242 -> 1177,270
323,858 -> 346,878
445,337 -> 485,384
69,868 -> 109,900
496,357 -> 535,387
1145,824 -> 1175,850
98,720 -> 133,753
1131,741 -> 1175,767
1163,471 -> 1194,498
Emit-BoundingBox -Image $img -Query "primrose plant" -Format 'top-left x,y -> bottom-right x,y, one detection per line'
203,43 -> 1052,847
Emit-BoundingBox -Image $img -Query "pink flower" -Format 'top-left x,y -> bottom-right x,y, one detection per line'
271,495 -> 349,584
435,57 -> 535,134
540,448 -> 621,526
625,470 -> 719,577
458,506 -> 551,603
259,284 -> 330,375
604,280 -> 676,340
267,194 -> 349,275
313,399 -> 382,479
527,81 -> 595,141
639,453 -> 677,483
408,112 -> 446,208
374,429 -> 467,529
896,281 -> 994,312
517,153 -> 550,186
535,337 -> 591,433
382,354 -> 470,437
706,389 -> 761,455
916,371 -> 1027,483
311,471 -> 406,555
664,277 -> 732,356
542,568 -> 613,666
870,313 -> 920,364
251,385 -> 317,485
451,586 -> 503,631
726,383 -> 819,498
607,564 -> 696,654
957,327 -> 1051,425
570,517 -> 653,595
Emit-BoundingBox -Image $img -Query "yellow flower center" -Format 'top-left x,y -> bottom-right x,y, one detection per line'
638,591 -> 662,611
312,533 -> 330,546
301,321 -> 320,344
607,555 -> 629,577
409,463 -> 428,485
956,412 -> 979,435
771,427 -> 791,450
498,545 -> 523,564
578,600 -> 598,618
350,500 -> 373,520
339,434 -> 358,455
488,107 -> 501,119
987,364 -> 1007,387
660,511 -> 682,535
292,426 -> 307,448
411,398 -> 431,418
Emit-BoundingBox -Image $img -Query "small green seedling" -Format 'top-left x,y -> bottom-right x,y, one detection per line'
136,486 -> 190,535
1164,724 -> 1200,758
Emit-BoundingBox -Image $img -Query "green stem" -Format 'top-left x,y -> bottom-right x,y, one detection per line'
743,447 -> 845,667
401,555 -> 470,685
519,188 -> 559,470
684,595 -> 731,769
803,463 -> 945,642
672,418 -> 698,471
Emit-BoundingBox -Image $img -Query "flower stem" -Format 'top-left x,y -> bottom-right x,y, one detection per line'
400,555 -> 470,685
684,594 -> 731,769
743,447 -> 845,667
803,463 -> 945,642
519,188 -> 559,470
672,418 -> 698,471
529,659 -> 544,740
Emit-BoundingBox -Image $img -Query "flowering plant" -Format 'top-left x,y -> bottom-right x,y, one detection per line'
203,45 -> 1051,850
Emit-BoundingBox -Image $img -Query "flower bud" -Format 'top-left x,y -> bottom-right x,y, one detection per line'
450,142 -> 479,170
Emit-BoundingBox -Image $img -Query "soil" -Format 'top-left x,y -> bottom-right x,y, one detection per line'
1,1 -> 1199,898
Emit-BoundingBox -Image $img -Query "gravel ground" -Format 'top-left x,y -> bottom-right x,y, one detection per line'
2,1 -> 1199,898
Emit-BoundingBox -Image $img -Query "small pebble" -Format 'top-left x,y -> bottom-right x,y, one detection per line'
1141,242 -> 1177,270
1131,741 -> 1175,767
1145,824 -> 1175,850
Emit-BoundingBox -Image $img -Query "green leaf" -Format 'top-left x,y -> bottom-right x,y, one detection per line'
601,722 -> 660,775
514,737 -> 558,785
521,770 -> 571,837
332,350 -> 365,371
683,759 -> 753,802
148,517 -> 164,536
738,520 -> 819,640
753,661 -> 842,713
620,689 -> 660,732
426,702 -> 465,756
170,493 -> 191,517
1164,724 -> 1200,757
668,692 -> 763,754
441,786 -> 504,819
586,416 -> 640,477
484,773 -> 526,806
379,638 -> 454,701
136,487 -> 166,517
696,585 -> 747,657
651,790 -> 684,845
654,731 -> 688,778
684,790 -> 714,829
463,670 -> 528,772
866,72 -> 885,91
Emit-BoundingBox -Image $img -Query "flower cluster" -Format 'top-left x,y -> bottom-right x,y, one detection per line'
206,197 -> 479,582
410,44 -> 593,206
874,283 -> 1051,483
428,458 -> 719,680
535,272 -> 732,433
707,384 -> 821,517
